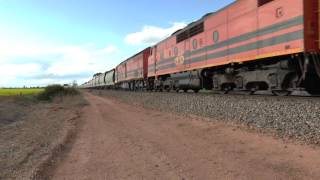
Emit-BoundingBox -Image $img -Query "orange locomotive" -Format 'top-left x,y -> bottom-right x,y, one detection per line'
146,0 -> 320,95
115,48 -> 151,90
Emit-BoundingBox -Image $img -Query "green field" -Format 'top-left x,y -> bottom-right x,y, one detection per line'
0,88 -> 44,96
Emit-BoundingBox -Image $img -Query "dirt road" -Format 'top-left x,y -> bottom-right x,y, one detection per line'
51,93 -> 320,180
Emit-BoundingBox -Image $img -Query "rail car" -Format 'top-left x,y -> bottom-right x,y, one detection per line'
104,69 -> 115,88
85,70 -> 115,89
81,0 -> 320,96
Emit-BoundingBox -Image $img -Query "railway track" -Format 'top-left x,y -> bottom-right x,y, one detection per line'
196,89 -> 319,98
111,88 -> 320,99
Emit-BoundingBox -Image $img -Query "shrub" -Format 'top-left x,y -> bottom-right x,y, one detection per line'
37,85 -> 79,101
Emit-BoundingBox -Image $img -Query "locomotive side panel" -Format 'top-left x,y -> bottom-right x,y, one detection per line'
174,38 -> 187,71
154,0 -> 261,75
156,39 -> 174,76
205,11 -> 229,68
227,8 -> 258,63
185,31 -> 207,70
176,0 -> 259,71
255,0 -> 304,60
153,0 -> 308,76
227,0 -> 257,20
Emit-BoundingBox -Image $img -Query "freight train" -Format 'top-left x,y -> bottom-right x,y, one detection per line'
80,0 -> 320,96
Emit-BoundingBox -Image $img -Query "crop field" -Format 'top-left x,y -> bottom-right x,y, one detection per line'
0,88 -> 44,96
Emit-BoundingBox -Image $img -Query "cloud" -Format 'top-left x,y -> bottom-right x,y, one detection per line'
0,63 -> 43,86
124,22 -> 187,46
0,63 -> 42,77
0,42 -> 123,87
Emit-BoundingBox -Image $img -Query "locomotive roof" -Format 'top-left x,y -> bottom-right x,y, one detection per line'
171,19 -> 204,36
119,47 -> 151,65
154,0 -> 239,46
104,69 -> 115,74
93,72 -> 103,77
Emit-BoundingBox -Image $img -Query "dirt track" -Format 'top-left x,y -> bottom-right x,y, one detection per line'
51,92 -> 320,180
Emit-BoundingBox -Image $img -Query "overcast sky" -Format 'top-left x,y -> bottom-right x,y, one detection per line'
0,0 -> 235,87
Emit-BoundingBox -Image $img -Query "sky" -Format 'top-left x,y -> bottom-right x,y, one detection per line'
0,0 -> 235,87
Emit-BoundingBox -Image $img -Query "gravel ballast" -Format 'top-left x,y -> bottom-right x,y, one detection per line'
93,90 -> 320,144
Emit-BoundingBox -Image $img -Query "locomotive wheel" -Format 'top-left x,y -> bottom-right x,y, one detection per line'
219,90 -> 229,94
220,87 -> 231,94
248,90 -> 256,95
220,84 -> 235,94
272,90 -> 290,96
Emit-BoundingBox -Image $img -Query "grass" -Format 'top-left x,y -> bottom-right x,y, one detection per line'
0,88 -> 44,96
37,85 -> 79,101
